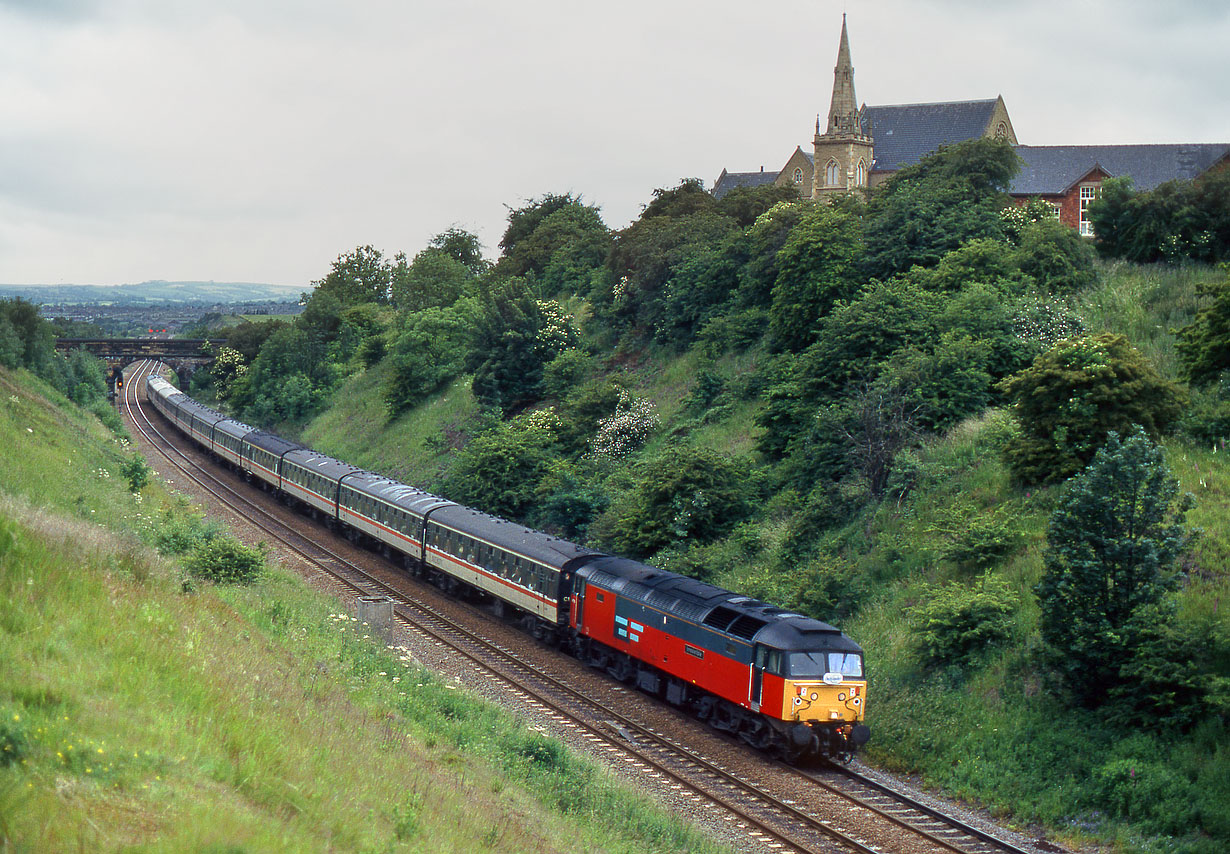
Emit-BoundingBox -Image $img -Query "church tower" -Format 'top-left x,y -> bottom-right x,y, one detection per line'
813,15 -> 874,199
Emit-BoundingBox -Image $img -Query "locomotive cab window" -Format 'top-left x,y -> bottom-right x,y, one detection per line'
785,651 -> 863,679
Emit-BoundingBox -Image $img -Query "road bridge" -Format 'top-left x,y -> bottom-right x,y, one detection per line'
55,338 -> 226,390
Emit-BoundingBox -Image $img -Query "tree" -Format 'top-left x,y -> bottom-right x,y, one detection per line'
391,247 -> 475,313
383,302 -> 474,416
309,245 -> 392,307
1175,267 -> 1230,387
1036,430 -> 1194,704
862,137 -> 1020,280
497,194 -> 610,282
467,279 -> 575,413
428,227 -> 487,274
440,412 -> 561,520
1088,172 -> 1230,264
999,333 -> 1186,484
768,204 -> 865,351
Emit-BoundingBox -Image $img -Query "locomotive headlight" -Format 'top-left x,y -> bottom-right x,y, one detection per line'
853,698 -> 861,706
838,693 -> 846,701
810,692 -> 819,701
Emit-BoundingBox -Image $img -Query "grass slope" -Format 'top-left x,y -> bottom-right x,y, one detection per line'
0,368 -> 730,853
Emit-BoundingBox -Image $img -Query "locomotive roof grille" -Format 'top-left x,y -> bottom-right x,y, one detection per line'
702,605 -> 741,631
728,614 -> 769,640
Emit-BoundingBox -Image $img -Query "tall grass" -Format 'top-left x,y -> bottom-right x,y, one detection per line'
0,365 -> 732,853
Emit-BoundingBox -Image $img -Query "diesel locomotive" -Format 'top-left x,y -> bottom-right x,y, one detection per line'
145,372 -> 869,761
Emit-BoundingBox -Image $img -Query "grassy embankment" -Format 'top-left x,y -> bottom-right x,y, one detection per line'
0,366 -> 731,853
299,261 -> 1230,853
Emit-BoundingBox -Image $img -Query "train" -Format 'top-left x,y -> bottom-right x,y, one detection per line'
145,371 -> 870,762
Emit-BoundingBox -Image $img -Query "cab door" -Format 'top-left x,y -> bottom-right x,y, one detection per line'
751,644 -> 767,710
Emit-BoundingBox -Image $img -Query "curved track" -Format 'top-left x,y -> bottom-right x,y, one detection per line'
120,360 -> 1054,854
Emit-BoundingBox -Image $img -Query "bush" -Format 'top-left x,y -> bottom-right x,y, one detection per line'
907,574 -> 1019,670
607,444 -> 754,558
121,454 -> 151,492
999,333 -> 1186,484
184,535 -> 265,585
0,709 -> 29,767
152,503 -> 222,556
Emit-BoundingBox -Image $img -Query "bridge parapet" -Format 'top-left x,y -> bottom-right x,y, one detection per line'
54,338 -> 227,359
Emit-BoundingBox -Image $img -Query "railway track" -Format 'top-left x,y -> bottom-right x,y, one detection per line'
120,360 -> 1052,854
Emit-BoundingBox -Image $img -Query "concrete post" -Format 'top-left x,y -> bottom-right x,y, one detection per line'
356,596 -> 394,646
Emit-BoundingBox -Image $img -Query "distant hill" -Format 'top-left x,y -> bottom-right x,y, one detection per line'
0,280 -> 303,305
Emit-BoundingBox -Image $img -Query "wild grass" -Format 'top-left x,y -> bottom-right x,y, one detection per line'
0,366 -> 734,853
302,369 -> 480,489
1076,260 -> 1221,376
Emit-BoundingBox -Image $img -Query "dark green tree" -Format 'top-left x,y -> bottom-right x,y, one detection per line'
607,444 -> 753,558
428,227 -> 487,274
862,137 -> 1020,280
714,181 -> 804,228
1036,430 -> 1194,704
467,279 -> 574,413
768,204 -> 865,351
999,333 -> 1186,484
604,207 -> 737,335
440,414 -> 561,520
497,194 -> 609,282
1175,267 -> 1230,387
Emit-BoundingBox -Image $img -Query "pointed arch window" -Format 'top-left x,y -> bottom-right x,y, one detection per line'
825,160 -> 840,186
855,160 -> 867,187
792,167 -> 804,185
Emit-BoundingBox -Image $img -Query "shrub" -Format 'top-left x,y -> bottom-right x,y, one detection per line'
184,535 -> 265,585
588,390 -> 660,460
999,333 -> 1186,484
439,412 -> 560,520
928,503 -> 1024,571
0,709 -> 28,768
152,503 -> 222,556
607,444 -> 754,558
907,574 -> 1019,670
121,454 -> 151,492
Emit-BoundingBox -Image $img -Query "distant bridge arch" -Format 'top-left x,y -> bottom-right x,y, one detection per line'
54,338 -> 226,387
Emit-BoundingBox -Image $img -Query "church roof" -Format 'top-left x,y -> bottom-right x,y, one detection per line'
711,168 -> 779,200
861,99 -> 1001,172
1011,144 -> 1230,195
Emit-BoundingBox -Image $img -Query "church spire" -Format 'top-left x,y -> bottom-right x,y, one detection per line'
825,14 -> 860,135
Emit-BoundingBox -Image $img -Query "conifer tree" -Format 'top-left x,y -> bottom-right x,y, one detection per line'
1035,430 -> 1194,704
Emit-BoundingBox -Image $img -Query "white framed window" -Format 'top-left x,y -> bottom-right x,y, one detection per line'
793,167 -> 804,185
855,160 -> 867,187
1049,202 -> 1062,219
1079,184 -> 1098,237
825,159 -> 840,186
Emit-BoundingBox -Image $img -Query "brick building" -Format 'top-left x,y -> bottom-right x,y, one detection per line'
713,16 -> 1229,232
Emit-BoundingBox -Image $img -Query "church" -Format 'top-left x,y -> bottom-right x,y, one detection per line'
713,16 -> 1229,235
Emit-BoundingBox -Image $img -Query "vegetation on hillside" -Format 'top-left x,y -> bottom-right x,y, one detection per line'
0,364 -> 730,853
184,138 -> 1229,852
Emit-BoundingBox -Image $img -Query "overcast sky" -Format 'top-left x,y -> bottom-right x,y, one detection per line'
1,0 -> 1227,287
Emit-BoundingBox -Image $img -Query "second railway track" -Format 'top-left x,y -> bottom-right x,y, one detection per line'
120,359 -> 1057,854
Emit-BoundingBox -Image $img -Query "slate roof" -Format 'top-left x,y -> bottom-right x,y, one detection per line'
712,168 -> 779,200
861,99 -> 999,172
1011,144 -> 1230,195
